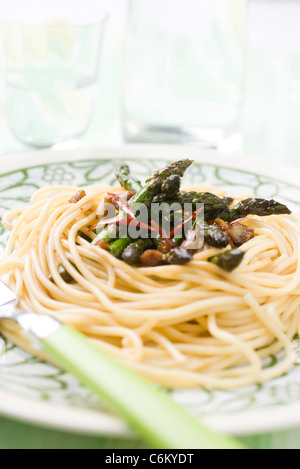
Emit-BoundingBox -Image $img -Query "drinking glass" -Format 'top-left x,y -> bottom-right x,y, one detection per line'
0,0 -> 107,148
122,0 -> 247,148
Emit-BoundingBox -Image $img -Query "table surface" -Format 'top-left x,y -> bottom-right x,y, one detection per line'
0,0 -> 300,449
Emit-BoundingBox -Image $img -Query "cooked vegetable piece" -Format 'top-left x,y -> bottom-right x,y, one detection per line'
49,263 -> 78,283
77,230 -> 92,243
147,159 -> 193,182
57,264 -> 74,283
162,175 -> 181,197
214,218 -> 230,231
69,189 -> 86,203
115,164 -> 142,192
109,238 -> 132,259
170,207 -> 203,238
222,198 -> 291,222
131,159 -> 193,207
180,191 -> 229,221
122,240 -> 145,265
222,196 -> 234,207
122,239 -> 152,265
165,248 -> 193,265
88,160 -> 292,272
180,222 -> 229,250
152,175 -> 181,202
94,160 -> 192,245
95,240 -> 110,250
226,222 -> 254,247
158,240 -> 173,254
107,219 -> 157,257
208,249 -> 245,272
189,216 -> 230,249
203,223 -> 230,248
140,250 -> 164,266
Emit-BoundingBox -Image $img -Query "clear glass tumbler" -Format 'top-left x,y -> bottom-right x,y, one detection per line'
122,0 -> 247,148
0,0 -> 107,148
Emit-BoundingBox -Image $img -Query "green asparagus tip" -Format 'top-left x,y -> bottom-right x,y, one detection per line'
208,249 -> 245,272
223,198 -> 291,222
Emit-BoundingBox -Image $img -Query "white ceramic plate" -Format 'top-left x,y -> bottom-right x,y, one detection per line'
1,144 -> 300,437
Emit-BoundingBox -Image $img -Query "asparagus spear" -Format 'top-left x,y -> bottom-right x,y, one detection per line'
130,159 -> 193,207
93,160 -> 292,271
115,164 -> 143,193
109,238 -> 132,259
208,248 -> 245,272
93,160 -> 193,245
147,159 -> 193,182
222,196 -> 234,207
109,196 -> 229,255
222,198 -> 291,222
161,192 -> 230,222
178,195 -> 290,223
152,175 -> 182,202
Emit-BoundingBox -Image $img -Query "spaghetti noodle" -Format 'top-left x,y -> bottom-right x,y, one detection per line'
1,183 -> 299,390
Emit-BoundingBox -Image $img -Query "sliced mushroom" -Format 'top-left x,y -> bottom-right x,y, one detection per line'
69,189 -> 86,203
226,222 -> 254,247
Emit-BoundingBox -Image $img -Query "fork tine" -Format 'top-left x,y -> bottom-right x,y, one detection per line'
0,280 -> 18,309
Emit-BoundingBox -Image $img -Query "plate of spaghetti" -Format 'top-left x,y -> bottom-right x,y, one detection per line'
1,144 -> 300,437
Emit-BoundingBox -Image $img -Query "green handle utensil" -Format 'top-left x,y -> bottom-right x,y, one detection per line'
0,280 -> 247,449
43,326 -> 246,449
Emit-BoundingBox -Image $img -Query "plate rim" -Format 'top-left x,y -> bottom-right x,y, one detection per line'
1,143 -> 300,438
1,143 -> 300,188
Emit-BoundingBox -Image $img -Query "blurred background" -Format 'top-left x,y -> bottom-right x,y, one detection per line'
0,0 -> 299,166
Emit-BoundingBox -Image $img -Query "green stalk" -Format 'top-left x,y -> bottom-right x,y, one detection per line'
109,238 -> 132,259
43,326 -> 248,449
